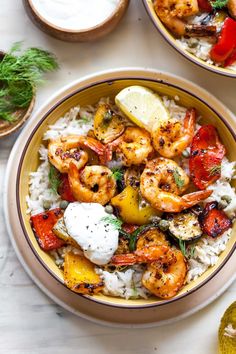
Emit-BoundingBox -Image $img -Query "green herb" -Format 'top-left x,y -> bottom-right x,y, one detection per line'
111,167 -> 123,182
49,164 -> 61,194
0,42 -> 58,122
173,169 -> 185,189
129,225 -> 147,252
211,0 -> 228,9
100,215 -> 123,230
189,245 -> 196,258
80,115 -> 90,124
209,164 -> 221,176
179,239 -> 187,257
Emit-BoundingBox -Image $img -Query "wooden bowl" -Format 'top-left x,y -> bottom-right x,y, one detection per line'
23,0 -> 130,42
0,52 -> 35,139
15,68 -> 236,308
143,0 -> 236,78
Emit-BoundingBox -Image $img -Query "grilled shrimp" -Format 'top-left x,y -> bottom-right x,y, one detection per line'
151,108 -> 196,158
154,0 -> 217,37
142,249 -> 187,299
48,135 -> 106,173
111,245 -> 176,266
140,158 -> 212,212
154,0 -> 199,36
228,0 -> 236,18
68,162 -> 116,205
107,127 -> 154,166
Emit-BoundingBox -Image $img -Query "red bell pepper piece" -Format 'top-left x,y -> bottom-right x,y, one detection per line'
197,0 -> 212,12
189,125 -> 226,190
199,202 -> 232,237
30,208 -> 65,251
210,18 -> 236,64
122,223 -> 139,234
224,48 -> 236,67
58,174 -> 76,202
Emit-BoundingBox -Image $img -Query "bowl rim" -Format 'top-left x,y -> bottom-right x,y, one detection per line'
26,0 -> 129,34
15,68 -> 236,309
142,0 -> 236,78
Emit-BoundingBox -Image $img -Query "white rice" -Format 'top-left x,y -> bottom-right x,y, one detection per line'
96,265 -> 150,299
27,96 -> 236,299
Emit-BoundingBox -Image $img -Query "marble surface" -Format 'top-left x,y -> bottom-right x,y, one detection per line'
0,1 -> 235,353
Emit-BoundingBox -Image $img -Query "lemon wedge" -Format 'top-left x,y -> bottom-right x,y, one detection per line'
115,86 -> 170,131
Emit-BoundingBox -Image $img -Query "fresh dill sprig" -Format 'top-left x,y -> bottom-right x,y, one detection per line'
111,167 -> 123,182
100,215 -> 123,230
48,164 -> 61,195
173,169 -> 185,189
179,239 -> 187,257
209,164 -> 221,176
0,42 -> 58,122
211,0 -> 228,9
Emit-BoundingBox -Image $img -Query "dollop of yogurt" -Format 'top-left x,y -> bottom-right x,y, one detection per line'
64,202 -> 119,265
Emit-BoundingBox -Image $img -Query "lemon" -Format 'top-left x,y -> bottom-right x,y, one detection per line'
115,86 -> 170,132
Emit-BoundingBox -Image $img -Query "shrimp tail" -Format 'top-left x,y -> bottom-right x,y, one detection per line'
182,189 -> 213,208
81,137 -> 107,164
184,108 -> 196,134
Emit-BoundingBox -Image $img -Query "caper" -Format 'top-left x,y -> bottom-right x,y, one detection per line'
60,200 -> 69,210
158,219 -> 170,231
182,149 -> 190,158
105,205 -> 114,214
43,200 -> 51,210
218,200 -> 228,210
221,195 -> 232,204
151,215 -> 162,225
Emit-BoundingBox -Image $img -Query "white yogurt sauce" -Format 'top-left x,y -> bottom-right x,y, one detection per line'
31,0 -> 120,30
64,202 -> 119,265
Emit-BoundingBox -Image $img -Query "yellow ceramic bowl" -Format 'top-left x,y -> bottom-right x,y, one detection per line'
17,68 -> 236,308
143,0 -> 236,78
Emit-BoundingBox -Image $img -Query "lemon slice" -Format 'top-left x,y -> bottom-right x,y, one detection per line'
218,302 -> 236,354
115,86 -> 170,131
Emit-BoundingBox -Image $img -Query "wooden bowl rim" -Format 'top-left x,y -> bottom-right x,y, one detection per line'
25,0 -> 130,34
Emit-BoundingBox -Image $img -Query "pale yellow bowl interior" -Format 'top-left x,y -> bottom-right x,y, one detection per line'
19,78 -> 236,307
144,0 -> 236,77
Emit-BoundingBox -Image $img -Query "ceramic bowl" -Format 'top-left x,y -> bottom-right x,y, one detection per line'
16,68 -> 236,308
23,0 -> 130,42
143,0 -> 236,78
0,52 -> 35,138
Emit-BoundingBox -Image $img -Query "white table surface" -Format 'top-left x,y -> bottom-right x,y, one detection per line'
0,1 -> 235,353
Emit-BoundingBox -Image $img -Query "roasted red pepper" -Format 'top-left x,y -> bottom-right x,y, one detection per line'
58,174 -> 76,202
197,0 -> 212,12
122,223 -> 139,234
210,18 -> 236,65
30,208 -> 65,251
224,48 -> 236,67
189,125 -> 226,190
199,202 -> 232,237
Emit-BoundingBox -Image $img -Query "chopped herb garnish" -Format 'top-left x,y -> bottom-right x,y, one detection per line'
179,239 -> 187,257
209,164 -> 221,176
0,42 -> 58,122
80,115 -> 90,124
100,215 -> 123,230
129,225 -> 147,252
211,0 -> 228,9
189,245 -> 196,258
48,164 -> 61,195
173,169 -> 185,189
111,167 -> 123,182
